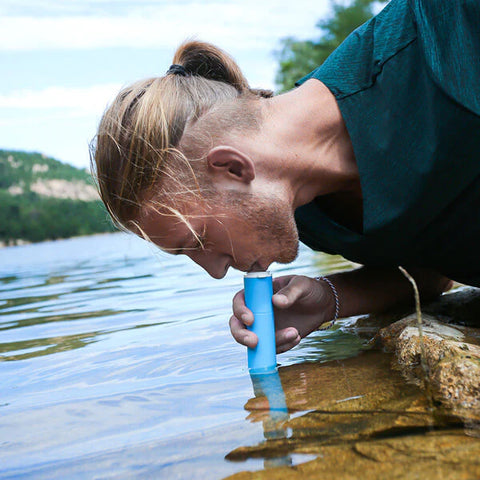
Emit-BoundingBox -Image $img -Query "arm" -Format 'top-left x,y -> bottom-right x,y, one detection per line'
230,266 -> 452,353
327,266 -> 452,319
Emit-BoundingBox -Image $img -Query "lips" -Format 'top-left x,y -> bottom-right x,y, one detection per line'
248,261 -> 264,273
223,263 -> 230,277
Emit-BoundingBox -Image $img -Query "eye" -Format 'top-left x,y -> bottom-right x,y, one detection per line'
188,225 -> 207,251
194,225 -> 207,250
179,224 -> 207,255
192,234 -> 205,250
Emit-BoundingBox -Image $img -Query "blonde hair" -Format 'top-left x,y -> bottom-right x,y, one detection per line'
90,40 -> 272,238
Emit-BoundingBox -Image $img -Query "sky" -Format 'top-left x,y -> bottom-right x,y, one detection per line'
0,0 -> 331,169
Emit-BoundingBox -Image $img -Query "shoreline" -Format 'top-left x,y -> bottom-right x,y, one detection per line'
0,231 -> 121,249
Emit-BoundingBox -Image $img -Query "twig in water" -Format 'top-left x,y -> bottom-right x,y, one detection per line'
398,266 -> 432,403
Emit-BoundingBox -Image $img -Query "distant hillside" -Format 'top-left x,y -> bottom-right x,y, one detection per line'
0,149 -> 115,245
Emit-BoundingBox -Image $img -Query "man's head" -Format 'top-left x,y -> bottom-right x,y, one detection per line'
91,41 -> 299,277
139,186 -> 299,278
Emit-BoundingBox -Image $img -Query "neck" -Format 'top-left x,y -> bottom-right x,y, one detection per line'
258,79 -> 359,209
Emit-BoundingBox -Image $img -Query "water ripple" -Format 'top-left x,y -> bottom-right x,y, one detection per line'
0,232 -> 359,478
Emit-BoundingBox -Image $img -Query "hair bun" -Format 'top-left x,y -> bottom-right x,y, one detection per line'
172,40 -> 250,93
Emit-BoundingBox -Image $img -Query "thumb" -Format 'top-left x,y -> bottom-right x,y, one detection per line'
272,277 -> 307,309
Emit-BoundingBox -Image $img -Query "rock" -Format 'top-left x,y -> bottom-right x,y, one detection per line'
376,313 -> 480,412
346,287 -> 480,412
423,287 -> 480,327
29,179 -> 99,201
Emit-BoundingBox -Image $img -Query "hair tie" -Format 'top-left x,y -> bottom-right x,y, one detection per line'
166,64 -> 187,76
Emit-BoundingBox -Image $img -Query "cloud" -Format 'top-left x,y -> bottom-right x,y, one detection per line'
0,0 -> 334,169
0,84 -> 122,115
0,1 -> 327,52
1,0 -> 200,17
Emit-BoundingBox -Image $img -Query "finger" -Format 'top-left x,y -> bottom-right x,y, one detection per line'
229,314 -> 258,348
277,335 -> 301,353
272,277 -> 309,309
232,289 -> 254,326
275,327 -> 300,348
244,397 -> 270,411
246,411 -> 271,423
272,275 -> 294,294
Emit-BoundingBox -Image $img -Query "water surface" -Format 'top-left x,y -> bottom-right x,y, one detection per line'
1,233 -> 365,479
3,234 -> 478,479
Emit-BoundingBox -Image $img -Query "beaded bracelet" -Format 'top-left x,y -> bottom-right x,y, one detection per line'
315,276 -> 340,330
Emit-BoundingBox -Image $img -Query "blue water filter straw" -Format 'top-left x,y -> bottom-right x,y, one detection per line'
244,271 -> 277,373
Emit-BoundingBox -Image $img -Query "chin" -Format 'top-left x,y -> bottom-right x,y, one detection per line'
277,254 -> 298,266
277,240 -> 300,265
265,248 -> 299,270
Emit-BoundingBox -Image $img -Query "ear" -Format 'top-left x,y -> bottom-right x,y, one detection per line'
206,146 -> 255,184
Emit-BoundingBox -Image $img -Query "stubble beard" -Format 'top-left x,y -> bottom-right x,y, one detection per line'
257,196 -> 299,264
223,190 -> 299,265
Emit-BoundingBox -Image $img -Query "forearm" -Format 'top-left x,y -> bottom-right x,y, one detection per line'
326,266 -> 453,318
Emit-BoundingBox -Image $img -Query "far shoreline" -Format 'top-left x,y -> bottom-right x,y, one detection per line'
0,231 -> 123,249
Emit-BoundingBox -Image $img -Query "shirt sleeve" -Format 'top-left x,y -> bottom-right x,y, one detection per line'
410,0 -> 480,116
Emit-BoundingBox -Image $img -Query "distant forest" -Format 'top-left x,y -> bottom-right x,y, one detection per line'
0,149 -> 115,245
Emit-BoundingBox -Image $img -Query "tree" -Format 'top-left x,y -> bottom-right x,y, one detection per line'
0,149 -> 116,244
275,0 -> 387,92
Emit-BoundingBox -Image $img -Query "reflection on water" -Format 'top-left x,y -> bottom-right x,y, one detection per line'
247,371 -> 293,469
1,233 -> 478,479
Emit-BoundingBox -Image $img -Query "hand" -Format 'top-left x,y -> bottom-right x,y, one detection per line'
230,275 -> 335,354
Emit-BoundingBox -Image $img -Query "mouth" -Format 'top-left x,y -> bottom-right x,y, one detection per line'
222,263 -> 230,277
247,261 -> 265,273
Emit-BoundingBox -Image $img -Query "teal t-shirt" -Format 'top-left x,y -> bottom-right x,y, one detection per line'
294,0 -> 480,286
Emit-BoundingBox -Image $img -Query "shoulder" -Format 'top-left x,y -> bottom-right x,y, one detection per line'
409,0 -> 480,37
410,0 -> 479,18
410,0 -> 480,116
297,0 -> 417,98
409,0 -> 480,45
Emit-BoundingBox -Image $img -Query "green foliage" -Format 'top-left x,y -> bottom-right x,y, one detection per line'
275,0 -> 387,92
0,149 -> 90,189
0,149 -> 115,244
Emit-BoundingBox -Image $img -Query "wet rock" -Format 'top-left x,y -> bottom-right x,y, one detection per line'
346,288 -> 480,412
377,313 -> 480,412
226,419 -> 480,480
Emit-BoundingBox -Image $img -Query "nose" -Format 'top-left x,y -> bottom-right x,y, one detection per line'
187,250 -> 229,279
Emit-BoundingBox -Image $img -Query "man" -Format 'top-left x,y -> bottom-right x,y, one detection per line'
93,0 -> 478,353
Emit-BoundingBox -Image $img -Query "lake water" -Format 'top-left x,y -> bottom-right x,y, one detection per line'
1,233 -> 368,479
